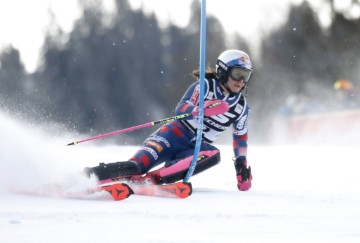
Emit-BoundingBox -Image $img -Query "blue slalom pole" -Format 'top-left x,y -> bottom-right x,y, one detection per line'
184,0 -> 206,182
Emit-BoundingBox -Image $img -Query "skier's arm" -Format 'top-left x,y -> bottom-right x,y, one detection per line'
233,107 -> 252,191
232,106 -> 250,157
175,82 -> 200,115
175,81 -> 228,117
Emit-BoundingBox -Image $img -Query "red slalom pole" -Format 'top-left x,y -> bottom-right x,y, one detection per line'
67,112 -> 193,146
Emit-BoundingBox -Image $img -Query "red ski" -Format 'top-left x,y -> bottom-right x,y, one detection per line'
11,181 -> 191,201
100,183 -> 134,201
100,181 -> 192,201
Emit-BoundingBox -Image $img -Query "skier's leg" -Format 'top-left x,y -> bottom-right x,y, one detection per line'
159,149 -> 220,184
140,145 -> 221,184
129,121 -> 193,173
88,121 -> 191,182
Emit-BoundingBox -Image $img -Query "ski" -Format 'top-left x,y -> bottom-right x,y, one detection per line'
11,181 -> 191,201
128,181 -> 192,199
100,181 -> 192,201
99,183 -> 134,201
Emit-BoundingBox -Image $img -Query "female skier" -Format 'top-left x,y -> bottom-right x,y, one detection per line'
87,49 -> 253,191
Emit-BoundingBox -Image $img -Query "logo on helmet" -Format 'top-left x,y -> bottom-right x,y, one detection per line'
217,60 -> 228,71
238,56 -> 251,67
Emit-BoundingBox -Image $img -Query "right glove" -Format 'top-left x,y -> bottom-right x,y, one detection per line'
192,99 -> 229,117
234,156 -> 252,191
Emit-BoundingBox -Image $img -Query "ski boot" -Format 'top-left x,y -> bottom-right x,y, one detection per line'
85,161 -> 142,181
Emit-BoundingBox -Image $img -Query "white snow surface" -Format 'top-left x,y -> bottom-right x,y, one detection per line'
1,112 -> 360,243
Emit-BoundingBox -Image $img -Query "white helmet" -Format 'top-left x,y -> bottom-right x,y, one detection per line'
215,50 -> 253,86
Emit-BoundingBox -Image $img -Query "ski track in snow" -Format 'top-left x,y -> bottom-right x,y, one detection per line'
1,112 -> 360,243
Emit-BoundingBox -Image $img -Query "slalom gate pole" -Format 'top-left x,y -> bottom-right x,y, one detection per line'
67,112 -> 193,146
184,0 -> 206,182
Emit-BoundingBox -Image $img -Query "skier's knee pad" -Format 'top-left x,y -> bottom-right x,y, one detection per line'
159,150 -> 220,184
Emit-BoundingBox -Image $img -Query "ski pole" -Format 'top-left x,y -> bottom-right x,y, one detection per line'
67,112 -> 194,146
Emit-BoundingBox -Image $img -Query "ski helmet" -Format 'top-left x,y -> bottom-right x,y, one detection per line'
215,50 -> 253,87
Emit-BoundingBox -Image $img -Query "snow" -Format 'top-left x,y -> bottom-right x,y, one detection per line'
1,112 -> 360,243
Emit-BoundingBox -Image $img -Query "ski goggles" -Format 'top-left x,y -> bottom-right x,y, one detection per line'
229,67 -> 252,83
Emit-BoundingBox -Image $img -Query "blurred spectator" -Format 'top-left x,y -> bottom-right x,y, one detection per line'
331,79 -> 357,110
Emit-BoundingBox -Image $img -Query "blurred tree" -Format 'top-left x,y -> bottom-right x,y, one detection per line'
254,0 -> 360,141
36,1 -> 108,132
327,0 -> 360,18
254,2 -> 327,141
326,12 -> 360,82
261,2 -> 325,92
0,46 -> 28,112
160,0 -> 226,111
35,0 -> 168,142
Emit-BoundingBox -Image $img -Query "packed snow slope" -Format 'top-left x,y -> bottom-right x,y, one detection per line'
1,111 -> 360,243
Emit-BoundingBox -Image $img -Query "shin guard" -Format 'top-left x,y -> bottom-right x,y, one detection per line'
158,150 -> 220,184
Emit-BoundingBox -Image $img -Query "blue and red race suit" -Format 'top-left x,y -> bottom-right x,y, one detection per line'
130,77 -> 250,174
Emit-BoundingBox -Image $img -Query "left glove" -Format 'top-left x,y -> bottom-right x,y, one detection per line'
234,157 -> 252,191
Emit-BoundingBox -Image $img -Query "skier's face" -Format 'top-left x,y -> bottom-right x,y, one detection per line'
227,76 -> 246,93
225,67 -> 250,93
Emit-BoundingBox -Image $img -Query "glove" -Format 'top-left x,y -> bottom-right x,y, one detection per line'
192,99 -> 229,117
234,157 -> 252,191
